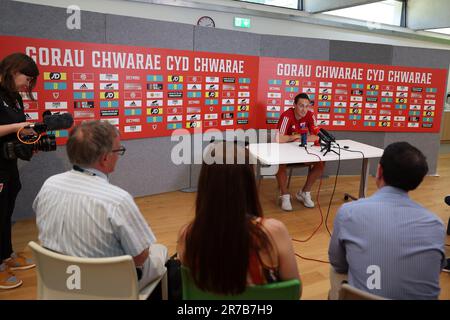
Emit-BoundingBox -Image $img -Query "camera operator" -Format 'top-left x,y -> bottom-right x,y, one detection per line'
0,53 -> 39,290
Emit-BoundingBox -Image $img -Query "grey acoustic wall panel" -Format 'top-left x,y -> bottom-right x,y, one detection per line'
383,132 -> 440,175
188,132 -> 254,189
194,27 -> 261,55
260,35 -> 330,60
188,133 -> 216,190
0,0 -> 106,43
189,164 -> 201,190
110,137 -> 190,197
330,41 -> 393,65
16,147 -> 72,221
392,46 -> 450,69
391,46 -> 450,176
106,14 -> 194,50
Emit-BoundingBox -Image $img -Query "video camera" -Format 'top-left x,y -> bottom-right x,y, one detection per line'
2,112 -> 74,161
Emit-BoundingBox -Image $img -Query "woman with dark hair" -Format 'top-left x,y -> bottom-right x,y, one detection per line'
0,53 -> 39,289
177,142 -> 300,297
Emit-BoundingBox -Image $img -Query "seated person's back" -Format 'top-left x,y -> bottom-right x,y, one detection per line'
329,142 -> 446,299
34,170 -> 151,258
33,120 -> 167,289
177,142 -> 300,297
332,189 -> 444,299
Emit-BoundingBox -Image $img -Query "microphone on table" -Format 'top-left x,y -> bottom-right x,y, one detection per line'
317,130 -> 332,144
319,128 -> 336,143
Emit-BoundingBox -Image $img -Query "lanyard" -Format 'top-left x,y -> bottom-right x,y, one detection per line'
73,165 -> 96,176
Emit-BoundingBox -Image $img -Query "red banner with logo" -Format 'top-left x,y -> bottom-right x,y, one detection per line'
258,57 -> 447,133
0,35 -> 259,143
0,36 -> 447,146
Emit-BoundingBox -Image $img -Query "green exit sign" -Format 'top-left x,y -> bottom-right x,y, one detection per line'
234,17 -> 251,28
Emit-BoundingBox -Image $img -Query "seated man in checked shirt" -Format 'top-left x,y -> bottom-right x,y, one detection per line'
33,120 -> 167,289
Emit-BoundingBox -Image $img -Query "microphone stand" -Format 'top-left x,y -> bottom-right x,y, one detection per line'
320,139 -> 338,156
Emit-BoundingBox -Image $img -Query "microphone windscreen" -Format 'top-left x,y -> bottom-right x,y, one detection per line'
320,128 -> 336,142
43,113 -> 74,131
317,131 -> 330,143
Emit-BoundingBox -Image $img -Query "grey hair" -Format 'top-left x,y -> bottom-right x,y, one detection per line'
66,120 -> 118,167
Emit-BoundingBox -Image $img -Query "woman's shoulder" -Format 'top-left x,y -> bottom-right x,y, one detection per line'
177,223 -> 190,241
259,217 -> 288,236
176,223 -> 191,264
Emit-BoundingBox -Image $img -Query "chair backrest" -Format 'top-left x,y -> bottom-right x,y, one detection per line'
28,241 -> 140,300
181,266 -> 301,300
338,283 -> 387,300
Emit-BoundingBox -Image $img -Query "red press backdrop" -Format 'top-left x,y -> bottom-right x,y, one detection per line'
0,35 -> 260,144
258,56 -> 447,133
0,36 -> 447,146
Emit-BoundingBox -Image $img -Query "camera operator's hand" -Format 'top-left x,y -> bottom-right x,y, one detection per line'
0,122 -> 32,138
19,126 -> 37,138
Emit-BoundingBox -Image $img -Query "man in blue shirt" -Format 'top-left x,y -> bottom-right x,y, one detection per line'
328,142 -> 446,299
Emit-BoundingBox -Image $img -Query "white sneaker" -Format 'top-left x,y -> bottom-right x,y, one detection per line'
279,194 -> 293,211
296,191 -> 315,208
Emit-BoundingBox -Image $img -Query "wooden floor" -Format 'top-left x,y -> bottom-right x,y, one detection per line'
1,153 -> 449,300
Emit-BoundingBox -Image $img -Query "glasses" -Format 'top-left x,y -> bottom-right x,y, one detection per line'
112,146 -> 126,156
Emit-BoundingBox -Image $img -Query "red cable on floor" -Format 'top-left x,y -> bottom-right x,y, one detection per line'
295,253 -> 329,264
290,147 -> 330,264
291,168 -> 324,243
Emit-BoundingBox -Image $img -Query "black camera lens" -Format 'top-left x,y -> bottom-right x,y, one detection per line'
34,134 -> 57,152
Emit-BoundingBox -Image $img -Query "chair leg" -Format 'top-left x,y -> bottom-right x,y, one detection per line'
161,271 -> 168,300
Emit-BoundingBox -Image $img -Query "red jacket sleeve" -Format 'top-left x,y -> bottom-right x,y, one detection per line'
307,112 -> 320,135
277,114 -> 291,135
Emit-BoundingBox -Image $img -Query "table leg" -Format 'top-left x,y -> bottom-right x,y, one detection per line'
344,158 -> 369,201
358,158 -> 369,198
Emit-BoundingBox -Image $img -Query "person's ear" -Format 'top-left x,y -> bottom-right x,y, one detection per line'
376,164 -> 383,180
98,152 -> 110,167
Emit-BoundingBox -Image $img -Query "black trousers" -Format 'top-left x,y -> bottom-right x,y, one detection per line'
0,162 -> 21,261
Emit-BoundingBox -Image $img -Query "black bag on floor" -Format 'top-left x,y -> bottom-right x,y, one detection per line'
165,253 -> 182,300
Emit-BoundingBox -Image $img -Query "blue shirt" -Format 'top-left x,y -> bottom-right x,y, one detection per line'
328,186 -> 446,299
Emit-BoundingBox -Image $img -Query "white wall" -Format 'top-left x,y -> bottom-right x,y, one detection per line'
13,0 -> 450,51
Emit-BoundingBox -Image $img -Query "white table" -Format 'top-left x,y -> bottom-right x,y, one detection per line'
248,139 -> 384,199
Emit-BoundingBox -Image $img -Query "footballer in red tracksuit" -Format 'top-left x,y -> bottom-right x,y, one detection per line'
275,93 -> 324,211
277,107 -> 319,137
